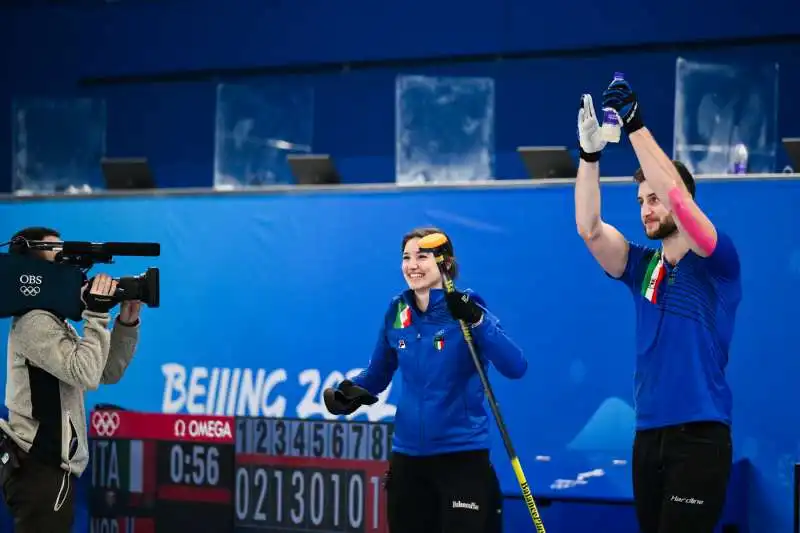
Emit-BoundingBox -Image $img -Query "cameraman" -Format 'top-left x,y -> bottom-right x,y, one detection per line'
0,227 -> 142,532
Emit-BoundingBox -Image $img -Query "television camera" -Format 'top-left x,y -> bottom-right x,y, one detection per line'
0,238 -> 161,321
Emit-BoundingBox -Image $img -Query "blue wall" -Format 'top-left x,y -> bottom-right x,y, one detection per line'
5,0 -> 796,75
0,177 -> 798,532
2,0 -> 799,192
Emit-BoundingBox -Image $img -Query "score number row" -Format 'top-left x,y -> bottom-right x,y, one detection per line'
234,465 -> 385,532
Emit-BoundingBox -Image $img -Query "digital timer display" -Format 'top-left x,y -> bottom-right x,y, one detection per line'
164,443 -> 224,487
155,440 -> 234,531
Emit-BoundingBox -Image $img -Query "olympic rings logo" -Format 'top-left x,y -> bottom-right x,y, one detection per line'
19,286 -> 40,297
91,411 -> 120,437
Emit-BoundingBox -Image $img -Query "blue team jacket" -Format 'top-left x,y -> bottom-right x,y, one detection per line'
351,288 -> 527,456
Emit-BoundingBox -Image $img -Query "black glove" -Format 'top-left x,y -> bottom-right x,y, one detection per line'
601,78 -> 644,135
323,380 -> 378,415
445,290 -> 484,325
82,277 -> 118,314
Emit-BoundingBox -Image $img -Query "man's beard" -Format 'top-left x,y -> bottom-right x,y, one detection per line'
646,216 -> 678,240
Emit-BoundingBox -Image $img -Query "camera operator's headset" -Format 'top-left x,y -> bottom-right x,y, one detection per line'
8,237 -> 89,286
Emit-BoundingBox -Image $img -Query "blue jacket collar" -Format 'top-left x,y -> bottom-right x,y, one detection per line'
402,288 -> 446,314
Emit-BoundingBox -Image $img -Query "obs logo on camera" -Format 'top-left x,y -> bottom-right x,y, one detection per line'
19,274 -> 42,297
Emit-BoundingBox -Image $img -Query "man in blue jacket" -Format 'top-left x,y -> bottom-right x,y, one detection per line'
324,227 -> 527,533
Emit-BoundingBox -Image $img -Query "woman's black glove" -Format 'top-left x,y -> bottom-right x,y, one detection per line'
444,290 -> 484,326
323,380 -> 378,415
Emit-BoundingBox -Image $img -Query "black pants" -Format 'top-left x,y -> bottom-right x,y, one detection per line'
2,447 -> 75,533
386,449 -> 503,533
633,421 -> 732,533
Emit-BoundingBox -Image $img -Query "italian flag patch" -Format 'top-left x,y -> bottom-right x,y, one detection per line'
641,250 -> 665,304
393,301 -> 412,329
434,336 -> 444,351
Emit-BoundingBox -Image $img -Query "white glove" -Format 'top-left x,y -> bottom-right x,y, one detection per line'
578,94 -> 606,162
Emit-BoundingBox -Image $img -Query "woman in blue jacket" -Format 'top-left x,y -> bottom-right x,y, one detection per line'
323,226 -> 527,533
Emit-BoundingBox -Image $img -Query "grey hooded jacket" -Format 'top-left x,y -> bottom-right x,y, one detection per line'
0,309 -> 139,477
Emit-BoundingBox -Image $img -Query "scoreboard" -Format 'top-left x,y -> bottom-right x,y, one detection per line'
234,417 -> 392,532
88,410 -> 392,533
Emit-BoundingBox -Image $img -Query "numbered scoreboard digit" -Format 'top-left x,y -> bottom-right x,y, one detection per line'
273,419 -> 288,456
290,420 -> 309,457
309,421 -> 327,458
234,465 -> 250,524
236,418 -> 249,454
370,423 -> 388,461
344,470 -> 366,533
254,419 -> 272,455
286,467 -> 307,529
347,423 -> 368,460
330,421 -> 346,459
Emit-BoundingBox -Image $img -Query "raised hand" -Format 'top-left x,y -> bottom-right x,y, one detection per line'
602,78 -> 644,135
578,94 -> 606,162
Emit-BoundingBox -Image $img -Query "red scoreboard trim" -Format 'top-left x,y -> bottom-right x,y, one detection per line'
157,484 -> 232,504
89,410 -> 235,443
